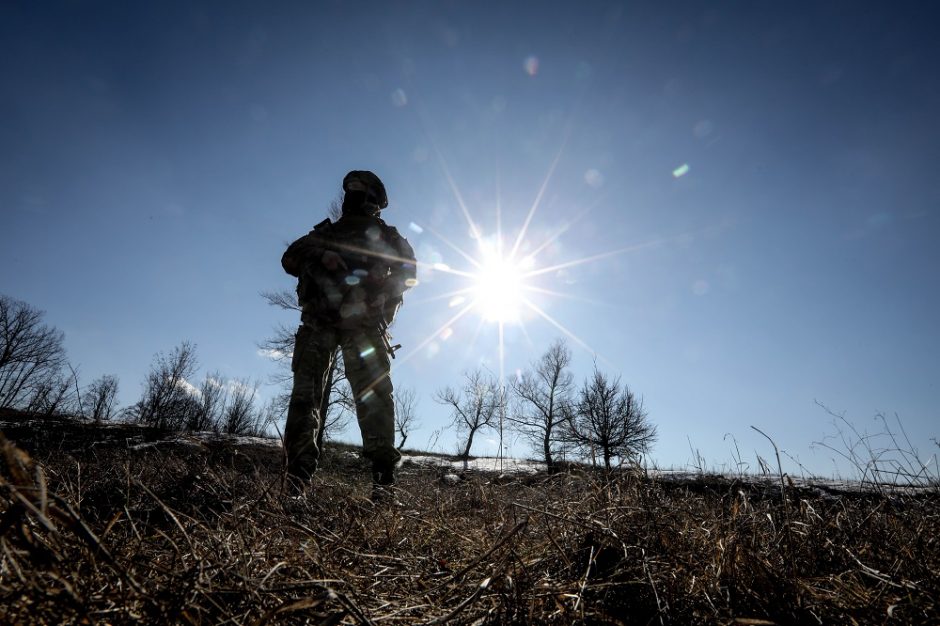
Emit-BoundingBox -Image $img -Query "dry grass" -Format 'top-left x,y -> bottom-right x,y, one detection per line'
1,412 -> 938,625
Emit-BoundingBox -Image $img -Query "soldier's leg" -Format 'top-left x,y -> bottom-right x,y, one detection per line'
284,323 -> 337,480
340,327 -> 401,484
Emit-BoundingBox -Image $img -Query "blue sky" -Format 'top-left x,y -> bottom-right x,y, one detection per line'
2,1 -> 938,476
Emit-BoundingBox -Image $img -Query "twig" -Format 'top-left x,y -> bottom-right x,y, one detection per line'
573,545 -> 594,612
258,560 -> 287,589
641,547 -> 665,625
67,362 -> 85,420
442,518 -> 527,585
133,478 -> 201,561
751,425 -> 795,580
425,577 -> 492,625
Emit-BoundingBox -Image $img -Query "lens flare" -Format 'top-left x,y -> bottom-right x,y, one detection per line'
390,88 -> 408,107
584,168 -> 604,188
523,55 -> 539,76
472,250 -> 524,322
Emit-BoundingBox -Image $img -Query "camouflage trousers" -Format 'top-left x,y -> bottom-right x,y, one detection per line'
285,318 -> 401,481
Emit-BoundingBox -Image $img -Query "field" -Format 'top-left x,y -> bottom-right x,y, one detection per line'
1,410 -> 938,625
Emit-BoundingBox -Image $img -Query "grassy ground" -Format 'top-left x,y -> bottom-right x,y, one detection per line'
1,410 -> 937,624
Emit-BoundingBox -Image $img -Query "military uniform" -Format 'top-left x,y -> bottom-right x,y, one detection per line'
281,187 -> 416,485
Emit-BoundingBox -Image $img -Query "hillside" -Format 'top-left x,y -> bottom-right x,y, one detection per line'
1,410 -> 937,624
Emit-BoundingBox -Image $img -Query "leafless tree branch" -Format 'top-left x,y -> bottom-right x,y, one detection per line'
436,369 -> 504,469
395,387 -> 420,451
507,338 -> 574,472
563,366 -> 656,471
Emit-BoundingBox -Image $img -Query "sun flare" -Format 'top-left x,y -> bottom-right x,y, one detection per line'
389,136 -> 626,378
472,252 -> 525,323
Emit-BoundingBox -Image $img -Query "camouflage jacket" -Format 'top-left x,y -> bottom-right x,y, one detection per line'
282,214 -> 417,328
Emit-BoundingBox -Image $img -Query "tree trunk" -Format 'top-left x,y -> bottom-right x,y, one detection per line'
543,432 -> 556,473
461,427 -> 477,471
315,350 -> 337,454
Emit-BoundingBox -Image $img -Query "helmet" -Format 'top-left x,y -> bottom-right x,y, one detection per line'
342,170 -> 388,209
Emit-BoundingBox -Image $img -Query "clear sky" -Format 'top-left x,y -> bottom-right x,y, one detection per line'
2,1 -> 938,476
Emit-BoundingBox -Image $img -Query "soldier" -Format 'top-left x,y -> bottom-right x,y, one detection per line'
281,171 -> 417,494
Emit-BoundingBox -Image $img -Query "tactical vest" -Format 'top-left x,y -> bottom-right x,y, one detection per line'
297,216 -> 398,328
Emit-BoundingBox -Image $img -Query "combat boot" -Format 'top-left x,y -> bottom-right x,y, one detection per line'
286,459 -> 317,482
369,463 -> 398,504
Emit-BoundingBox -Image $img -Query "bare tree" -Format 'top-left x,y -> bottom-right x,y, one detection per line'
260,290 -> 352,444
187,371 -> 226,432
130,342 -> 199,430
436,369 -> 503,470
222,378 -> 263,436
318,360 -> 355,446
0,294 -> 69,410
259,286 -> 354,441
394,386 -> 420,450
257,288 -> 302,387
564,368 -> 657,471
260,194 -> 354,443
508,338 -> 574,472
255,398 -> 282,438
84,375 -> 119,423
23,372 -> 75,416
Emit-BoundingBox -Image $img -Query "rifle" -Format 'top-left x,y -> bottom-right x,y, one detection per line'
379,319 -> 402,359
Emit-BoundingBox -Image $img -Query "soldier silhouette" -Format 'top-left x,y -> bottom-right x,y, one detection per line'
281,171 -> 417,495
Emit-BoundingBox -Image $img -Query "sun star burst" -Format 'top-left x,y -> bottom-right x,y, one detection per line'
471,247 -> 525,323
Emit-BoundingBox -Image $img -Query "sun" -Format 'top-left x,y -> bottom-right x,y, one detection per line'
471,249 -> 525,323
386,135 -> 642,374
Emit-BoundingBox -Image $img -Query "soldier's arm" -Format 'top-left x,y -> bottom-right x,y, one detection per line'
281,220 -> 334,277
281,232 -> 321,277
384,228 -> 417,299
374,227 -> 416,323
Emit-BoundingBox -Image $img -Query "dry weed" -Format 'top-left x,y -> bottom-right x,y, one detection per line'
0,415 -> 937,624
